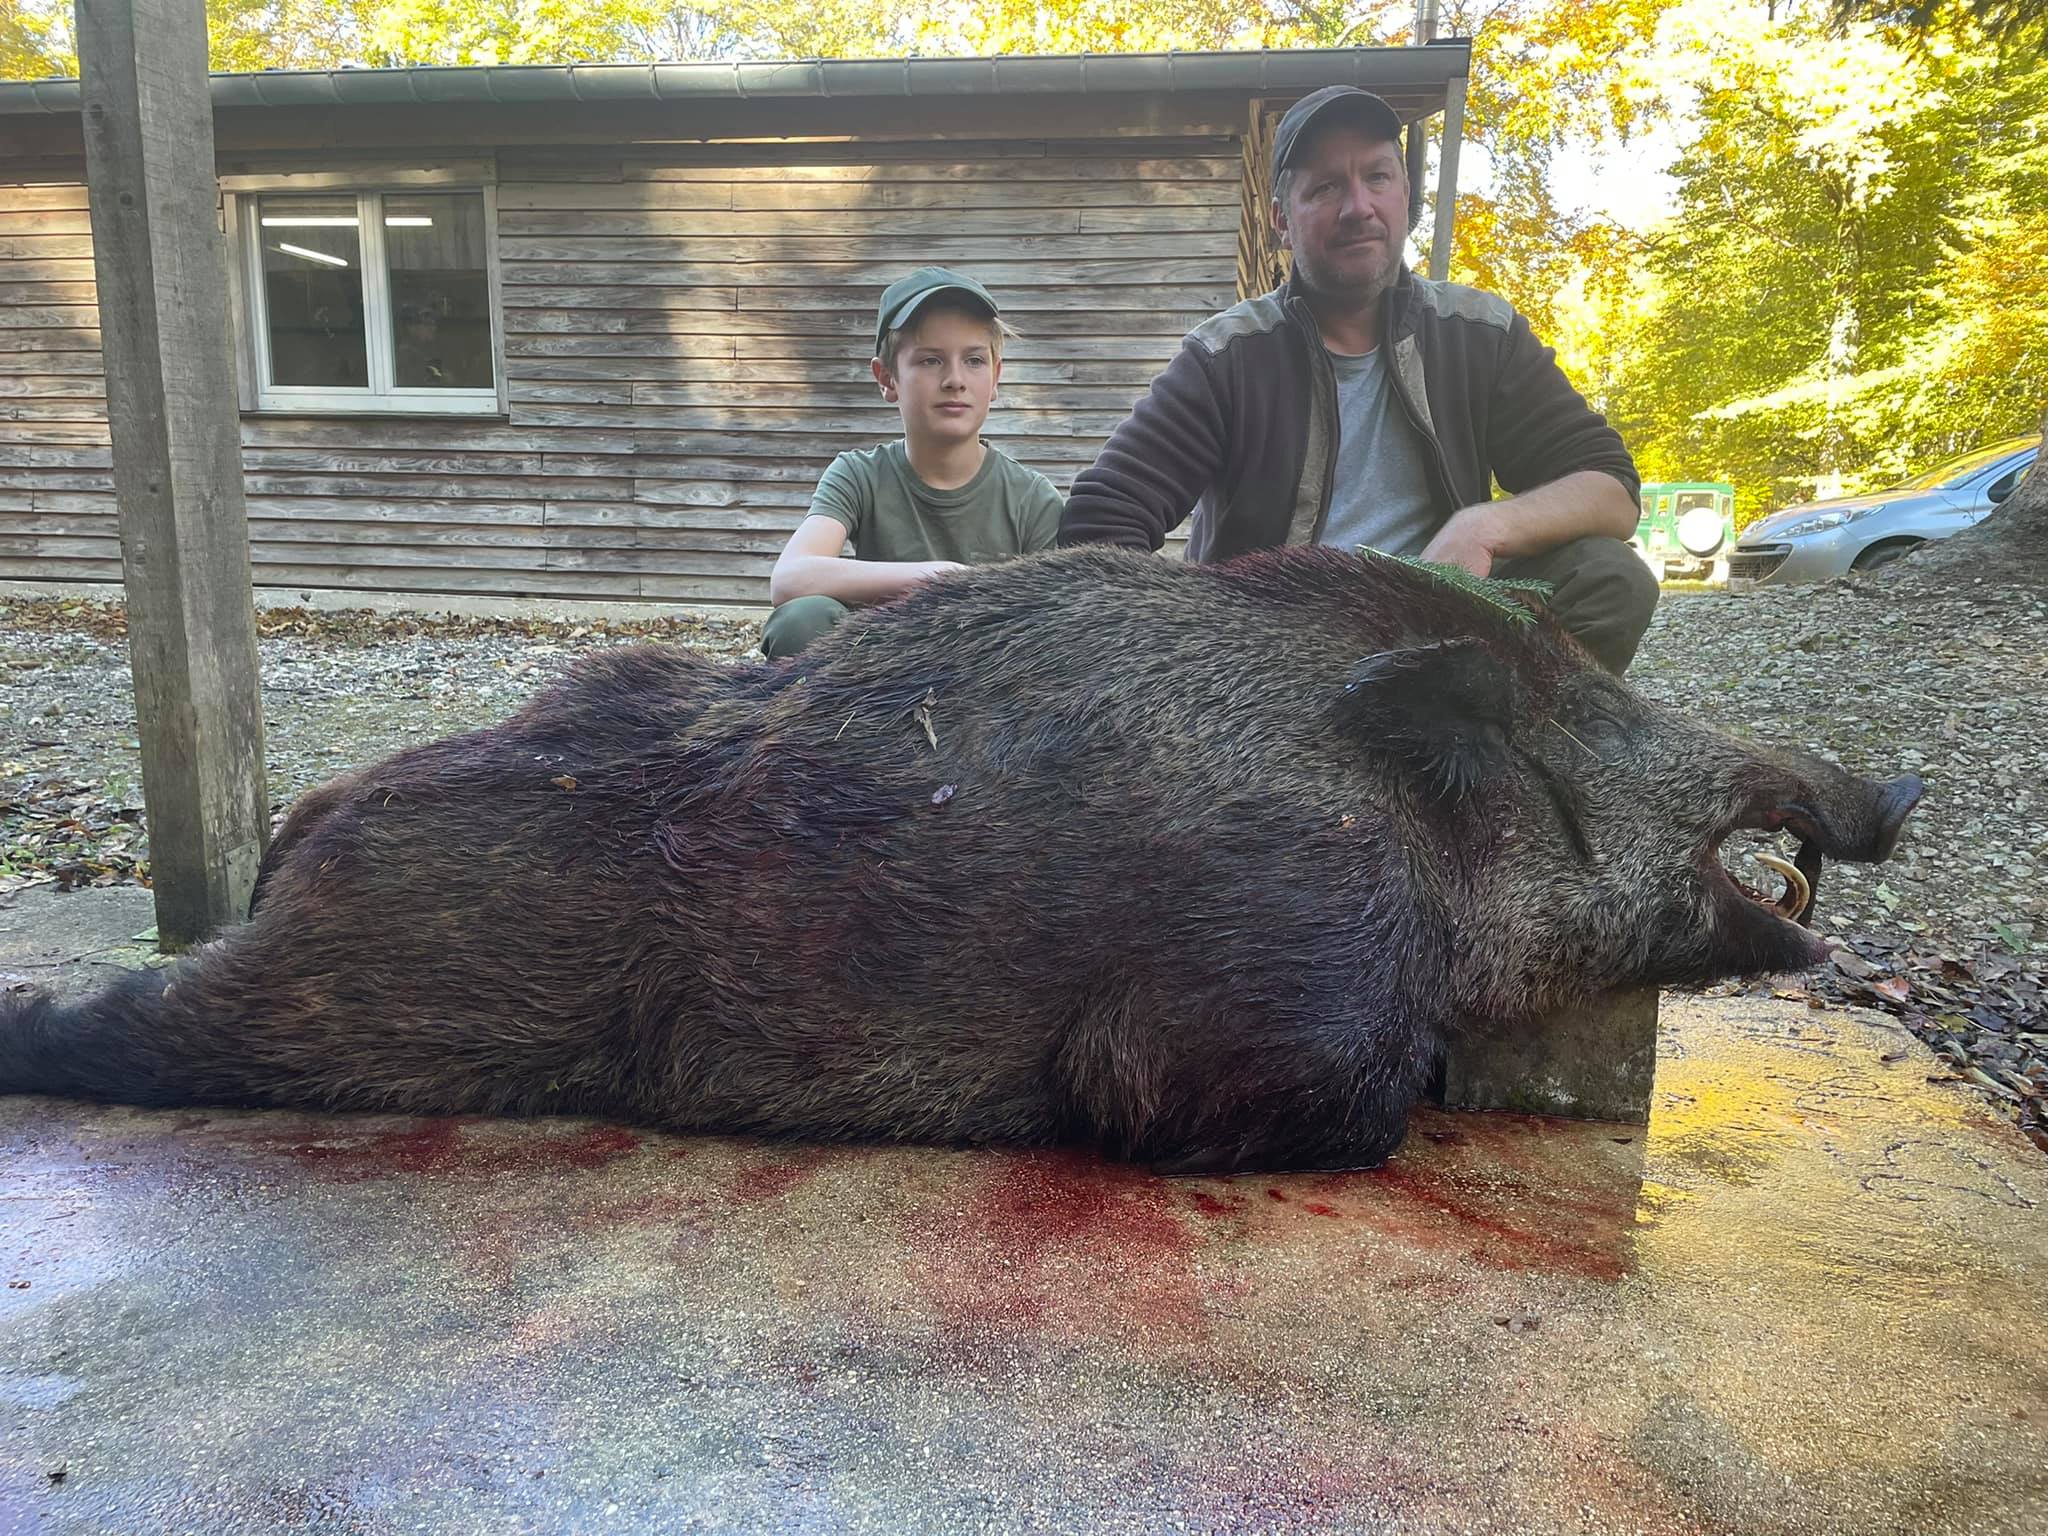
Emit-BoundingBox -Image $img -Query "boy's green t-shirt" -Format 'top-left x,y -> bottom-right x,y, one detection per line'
807,440 -> 1062,566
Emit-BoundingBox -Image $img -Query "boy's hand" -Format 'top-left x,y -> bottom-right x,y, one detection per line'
770,517 -> 977,607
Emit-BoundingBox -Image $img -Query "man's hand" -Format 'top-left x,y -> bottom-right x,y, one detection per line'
1419,504 -> 1508,579
1418,474 -> 1640,576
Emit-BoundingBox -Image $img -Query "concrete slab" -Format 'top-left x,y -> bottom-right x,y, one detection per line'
1441,989 -> 1660,1123
0,885 -> 160,1006
1,889 -> 2044,1535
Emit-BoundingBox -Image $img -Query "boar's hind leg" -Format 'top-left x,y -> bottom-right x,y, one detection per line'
0,901 -> 636,1117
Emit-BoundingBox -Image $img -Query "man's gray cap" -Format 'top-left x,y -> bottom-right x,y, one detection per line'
1272,85 -> 1405,174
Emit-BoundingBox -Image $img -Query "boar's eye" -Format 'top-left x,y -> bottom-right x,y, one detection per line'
1576,713 -> 1632,763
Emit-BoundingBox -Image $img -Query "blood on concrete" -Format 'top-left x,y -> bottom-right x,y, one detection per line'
225,1118 -> 647,1183
896,1148 -> 1209,1344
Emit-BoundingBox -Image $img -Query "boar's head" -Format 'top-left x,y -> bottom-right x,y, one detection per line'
1328,577 -> 1921,1021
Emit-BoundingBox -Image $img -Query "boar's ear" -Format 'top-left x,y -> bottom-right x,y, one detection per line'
1337,638 -> 1514,798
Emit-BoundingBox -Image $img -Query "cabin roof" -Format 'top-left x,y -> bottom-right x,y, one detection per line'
0,43 -> 1471,121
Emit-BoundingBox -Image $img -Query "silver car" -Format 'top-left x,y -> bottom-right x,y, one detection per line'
1728,436 -> 2039,586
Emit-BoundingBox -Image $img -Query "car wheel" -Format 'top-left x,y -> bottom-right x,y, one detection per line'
1851,540 -> 1922,573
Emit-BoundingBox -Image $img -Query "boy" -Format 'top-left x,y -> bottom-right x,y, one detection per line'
761,267 -> 1063,658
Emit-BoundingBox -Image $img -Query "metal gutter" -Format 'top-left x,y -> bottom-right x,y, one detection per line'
0,44 -> 1471,117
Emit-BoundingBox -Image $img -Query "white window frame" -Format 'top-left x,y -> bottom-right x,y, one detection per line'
229,186 -> 507,417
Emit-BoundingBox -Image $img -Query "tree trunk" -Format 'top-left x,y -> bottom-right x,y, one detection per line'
1877,408 -> 2048,587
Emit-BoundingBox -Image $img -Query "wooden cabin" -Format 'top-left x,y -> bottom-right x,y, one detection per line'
0,46 -> 1470,608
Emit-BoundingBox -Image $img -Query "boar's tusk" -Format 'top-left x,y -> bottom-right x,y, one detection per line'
1753,851 -> 1811,920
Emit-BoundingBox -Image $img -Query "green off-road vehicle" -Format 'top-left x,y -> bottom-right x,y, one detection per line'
1634,482 -> 1736,583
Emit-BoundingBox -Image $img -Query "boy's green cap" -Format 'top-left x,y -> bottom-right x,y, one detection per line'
874,266 -> 999,358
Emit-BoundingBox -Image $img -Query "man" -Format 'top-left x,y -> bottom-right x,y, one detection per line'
1060,86 -> 1657,673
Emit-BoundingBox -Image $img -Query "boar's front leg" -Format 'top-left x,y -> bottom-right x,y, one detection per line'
1144,1099 -> 1414,1178
1062,981 -> 1439,1175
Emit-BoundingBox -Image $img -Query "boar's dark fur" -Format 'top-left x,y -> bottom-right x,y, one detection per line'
0,547 -> 1921,1173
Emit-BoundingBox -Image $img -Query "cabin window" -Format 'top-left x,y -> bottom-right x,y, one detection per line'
235,189 -> 502,415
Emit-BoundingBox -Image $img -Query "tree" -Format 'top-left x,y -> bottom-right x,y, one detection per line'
1878,17 -> 2048,570
1830,0 -> 2045,41
0,1 -> 1347,76
1430,1 -> 1687,347
3,0 -> 73,76
1587,1 -> 2044,529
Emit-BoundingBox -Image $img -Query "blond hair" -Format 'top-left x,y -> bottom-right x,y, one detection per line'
875,298 -> 1017,374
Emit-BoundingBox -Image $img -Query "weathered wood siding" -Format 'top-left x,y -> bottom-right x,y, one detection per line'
1,138 -> 1239,605
0,177 -> 111,587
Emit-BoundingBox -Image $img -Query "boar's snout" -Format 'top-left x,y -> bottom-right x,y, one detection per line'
1868,774 -> 1925,861
1769,769 -> 1924,864
1740,767 -> 1922,934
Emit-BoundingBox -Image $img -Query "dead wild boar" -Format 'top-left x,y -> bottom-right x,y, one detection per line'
0,546 -> 1922,1173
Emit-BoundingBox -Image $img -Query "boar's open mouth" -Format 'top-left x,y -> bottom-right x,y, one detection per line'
1715,837 -> 1813,923
1704,774 -> 1923,936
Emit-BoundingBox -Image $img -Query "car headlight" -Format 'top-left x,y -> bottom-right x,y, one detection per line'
1778,511 -> 1846,538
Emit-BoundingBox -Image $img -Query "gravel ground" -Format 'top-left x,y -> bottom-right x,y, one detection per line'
2,570 -> 2042,1150
1628,567 -> 2047,1151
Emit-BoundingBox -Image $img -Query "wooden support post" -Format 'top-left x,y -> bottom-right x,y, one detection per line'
1405,119 -> 1428,233
77,0 -> 268,947
1427,73 -> 1466,282
1409,0 -> 1435,233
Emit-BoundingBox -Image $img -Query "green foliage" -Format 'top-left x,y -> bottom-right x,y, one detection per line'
1,1 -> 1346,76
1430,1 -> 1686,347
3,0 -> 74,78
1360,550 -> 1556,624
1588,1 -> 2048,522
1830,0 -> 2046,43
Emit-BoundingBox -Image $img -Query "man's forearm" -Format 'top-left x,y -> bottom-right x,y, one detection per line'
1419,470 -> 1639,579
1480,470 -> 1639,560
1059,345 -> 1223,551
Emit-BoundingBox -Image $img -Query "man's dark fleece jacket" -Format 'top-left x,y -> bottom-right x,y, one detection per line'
1059,269 -> 1640,560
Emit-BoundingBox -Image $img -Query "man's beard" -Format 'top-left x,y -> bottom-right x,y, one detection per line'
1299,239 -> 1403,308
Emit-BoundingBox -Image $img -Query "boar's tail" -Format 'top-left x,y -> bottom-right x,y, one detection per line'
0,969 -> 195,1105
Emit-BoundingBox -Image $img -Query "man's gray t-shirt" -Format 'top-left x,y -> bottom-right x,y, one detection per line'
1316,347 -> 1439,558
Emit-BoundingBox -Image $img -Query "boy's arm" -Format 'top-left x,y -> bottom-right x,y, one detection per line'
768,517 -> 965,607
768,454 -> 967,608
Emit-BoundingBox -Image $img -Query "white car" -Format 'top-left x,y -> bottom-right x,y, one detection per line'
1728,437 -> 2038,586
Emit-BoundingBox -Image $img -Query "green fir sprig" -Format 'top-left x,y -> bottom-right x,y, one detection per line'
1358,548 -> 1555,625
